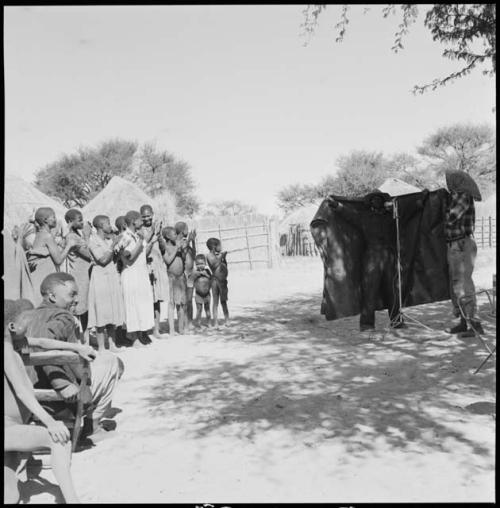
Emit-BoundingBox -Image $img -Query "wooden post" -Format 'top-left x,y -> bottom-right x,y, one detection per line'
488,216 -> 492,247
481,216 -> 484,248
265,222 -> 272,268
218,224 -> 222,242
245,226 -> 253,270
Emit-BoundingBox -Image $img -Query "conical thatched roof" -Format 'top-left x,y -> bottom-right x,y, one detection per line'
377,178 -> 421,196
82,176 -> 176,225
3,174 -> 68,232
279,203 -> 321,234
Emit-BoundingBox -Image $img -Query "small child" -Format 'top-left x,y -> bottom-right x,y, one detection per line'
206,238 -> 230,327
175,221 -> 196,330
190,254 -> 212,328
162,226 -> 186,335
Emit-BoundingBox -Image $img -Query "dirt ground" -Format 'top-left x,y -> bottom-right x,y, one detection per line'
22,248 -> 496,504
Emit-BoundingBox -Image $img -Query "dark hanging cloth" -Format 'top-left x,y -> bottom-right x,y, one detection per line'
310,189 -> 450,321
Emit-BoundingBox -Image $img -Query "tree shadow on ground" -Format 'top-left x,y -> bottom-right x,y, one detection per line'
140,292 -> 496,463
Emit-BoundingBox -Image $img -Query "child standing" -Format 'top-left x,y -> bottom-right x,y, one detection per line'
87,215 -> 125,351
175,222 -> 196,330
206,238 -> 230,327
162,226 -> 186,335
190,254 -> 212,328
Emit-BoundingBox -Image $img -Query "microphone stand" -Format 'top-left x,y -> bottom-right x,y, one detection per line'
392,198 -> 433,331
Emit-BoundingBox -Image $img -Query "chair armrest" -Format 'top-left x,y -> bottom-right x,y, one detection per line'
23,351 -> 87,367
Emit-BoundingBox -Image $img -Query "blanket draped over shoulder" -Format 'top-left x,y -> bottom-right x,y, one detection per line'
310,189 -> 450,321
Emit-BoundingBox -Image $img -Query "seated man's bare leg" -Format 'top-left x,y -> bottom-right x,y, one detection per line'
5,425 -> 79,503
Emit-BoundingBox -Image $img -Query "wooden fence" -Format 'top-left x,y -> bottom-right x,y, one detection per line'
280,215 -> 497,257
476,216 -> 496,248
192,216 -> 281,270
280,224 -> 319,257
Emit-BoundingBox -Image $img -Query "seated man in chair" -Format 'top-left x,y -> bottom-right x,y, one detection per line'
23,272 -> 124,442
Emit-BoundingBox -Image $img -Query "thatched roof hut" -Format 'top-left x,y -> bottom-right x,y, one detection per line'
279,203 -> 321,234
81,176 -> 176,226
3,174 -> 68,232
377,178 -> 421,196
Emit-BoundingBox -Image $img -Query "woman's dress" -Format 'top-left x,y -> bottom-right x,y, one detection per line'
64,232 -> 91,316
26,244 -> 59,307
87,235 -> 125,329
120,230 -> 154,333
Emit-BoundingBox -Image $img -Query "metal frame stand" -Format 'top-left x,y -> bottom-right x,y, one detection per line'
391,199 -> 433,331
458,291 -> 496,374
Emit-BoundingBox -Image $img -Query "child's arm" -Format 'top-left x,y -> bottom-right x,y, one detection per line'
4,338 -> 71,442
27,337 -> 96,362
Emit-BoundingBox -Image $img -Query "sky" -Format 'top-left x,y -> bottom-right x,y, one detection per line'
4,5 -> 496,215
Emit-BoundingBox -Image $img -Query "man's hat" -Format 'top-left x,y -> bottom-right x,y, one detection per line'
363,189 -> 391,207
445,170 -> 482,201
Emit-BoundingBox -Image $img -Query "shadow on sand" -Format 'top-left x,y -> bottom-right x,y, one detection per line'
140,292 -> 495,461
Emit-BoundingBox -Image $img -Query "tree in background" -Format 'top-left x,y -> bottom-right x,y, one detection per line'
417,123 -> 496,195
35,139 -> 137,208
276,122 -> 496,212
35,139 -> 200,216
202,199 -> 257,217
132,142 -> 200,217
302,4 -> 496,93
276,183 -> 324,214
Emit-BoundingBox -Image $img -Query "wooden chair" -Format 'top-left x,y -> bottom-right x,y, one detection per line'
22,350 -> 90,452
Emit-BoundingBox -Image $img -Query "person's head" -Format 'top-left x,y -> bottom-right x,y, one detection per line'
125,210 -> 143,230
40,272 -> 79,312
33,207 -> 56,230
64,209 -> 84,230
140,204 -> 154,227
364,191 -> 390,211
175,221 -> 189,238
115,216 -> 127,233
195,253 -> 207,269
93,215 -> 112,234
206,237 -> 221,253
4,299 -> 35,338
162,226 -> 177,243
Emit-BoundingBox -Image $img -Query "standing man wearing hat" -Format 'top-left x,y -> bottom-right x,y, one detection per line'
444,171 -> 484,337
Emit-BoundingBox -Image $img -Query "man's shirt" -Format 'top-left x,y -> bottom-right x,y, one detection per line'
445,191 -> 475,241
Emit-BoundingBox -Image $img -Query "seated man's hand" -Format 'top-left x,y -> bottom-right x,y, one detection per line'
76,345 -> 97,362
58,384 -> 79,403
46,418 -> 71,444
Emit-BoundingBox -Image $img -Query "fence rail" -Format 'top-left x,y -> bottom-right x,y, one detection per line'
476,216 -> 496,248
193,217 -> 281,270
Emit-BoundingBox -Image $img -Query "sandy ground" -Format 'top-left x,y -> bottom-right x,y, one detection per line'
22,249 -> 496,504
